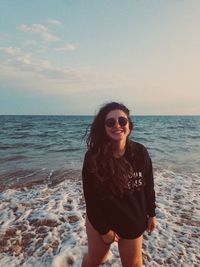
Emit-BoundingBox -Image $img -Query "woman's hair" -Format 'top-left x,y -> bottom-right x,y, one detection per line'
86,102 -> 134,196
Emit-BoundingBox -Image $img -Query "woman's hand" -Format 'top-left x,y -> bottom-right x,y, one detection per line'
101,230 -> 117,244
146,216 -> 156,234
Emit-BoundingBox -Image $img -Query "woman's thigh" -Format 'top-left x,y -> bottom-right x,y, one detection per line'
85,216 -> 111,265
118,235 -> 143,267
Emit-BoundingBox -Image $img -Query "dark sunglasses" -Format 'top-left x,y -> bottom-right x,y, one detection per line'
105,116 -> 128,128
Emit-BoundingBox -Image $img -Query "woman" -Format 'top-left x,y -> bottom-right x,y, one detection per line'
81,102 -> 156,267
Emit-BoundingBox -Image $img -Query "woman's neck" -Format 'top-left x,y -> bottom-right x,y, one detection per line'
111,139 -> 126,158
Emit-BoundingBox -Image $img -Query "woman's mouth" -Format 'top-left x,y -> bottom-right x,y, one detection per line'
112,130 -> 123,134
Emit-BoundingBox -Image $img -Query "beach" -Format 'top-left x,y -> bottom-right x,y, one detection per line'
0,115 -> 200,266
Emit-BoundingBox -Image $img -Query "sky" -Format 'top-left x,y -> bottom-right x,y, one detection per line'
0,0 -> 199,115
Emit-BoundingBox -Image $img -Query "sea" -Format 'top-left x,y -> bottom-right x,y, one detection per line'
0,115 -> 199,267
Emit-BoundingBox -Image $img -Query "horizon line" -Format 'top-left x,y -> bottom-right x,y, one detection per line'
0,114 -> 200,117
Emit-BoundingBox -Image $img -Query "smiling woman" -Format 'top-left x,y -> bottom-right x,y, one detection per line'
81,102 -> 156,267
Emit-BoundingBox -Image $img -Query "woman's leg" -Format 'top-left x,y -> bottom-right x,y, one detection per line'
118,235 -> 143,267
81,216 -> 111,267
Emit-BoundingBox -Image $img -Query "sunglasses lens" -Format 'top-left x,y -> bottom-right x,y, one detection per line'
118,117 -> 128,126
105,118 -> 116,128
105,117 -> 128,128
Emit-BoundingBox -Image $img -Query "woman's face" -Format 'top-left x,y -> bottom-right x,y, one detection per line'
105,109 -> 130,142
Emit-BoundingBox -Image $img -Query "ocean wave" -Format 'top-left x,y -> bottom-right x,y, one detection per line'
0,155 -> 27,163
0,168 -> 81,192
50,148 -> 81,153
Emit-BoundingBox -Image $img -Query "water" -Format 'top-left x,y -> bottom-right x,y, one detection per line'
133,115 -> 200,173
0,115 -> 199,191
0,115 -> 199,267
0,115 -> 89,191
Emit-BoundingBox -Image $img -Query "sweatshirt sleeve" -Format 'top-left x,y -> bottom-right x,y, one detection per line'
143,147 -> 156,217
82,151 -> 110,235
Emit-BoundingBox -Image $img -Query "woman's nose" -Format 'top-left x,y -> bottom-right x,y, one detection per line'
114,121 -> 121,128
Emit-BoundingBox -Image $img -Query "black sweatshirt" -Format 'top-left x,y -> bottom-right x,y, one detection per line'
82,140 -> 156,239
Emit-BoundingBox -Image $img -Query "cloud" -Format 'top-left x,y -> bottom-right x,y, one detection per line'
18,23 -> 48,33
0,46 -> 33,68
17,23 -> 59,42
46,19 -> 63,27
0,46 -> 126,98
54,43 -> 78,52
0,44 -> 132,96
0,46 -> 90,85
0,46 -> 21,56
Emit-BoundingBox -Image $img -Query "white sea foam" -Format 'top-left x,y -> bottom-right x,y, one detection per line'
0,170 -> 199,267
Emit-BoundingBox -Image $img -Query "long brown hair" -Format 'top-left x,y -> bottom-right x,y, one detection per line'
86,102 -> 134,196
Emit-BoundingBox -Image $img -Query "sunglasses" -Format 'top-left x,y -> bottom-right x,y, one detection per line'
105,116 -> 128,128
